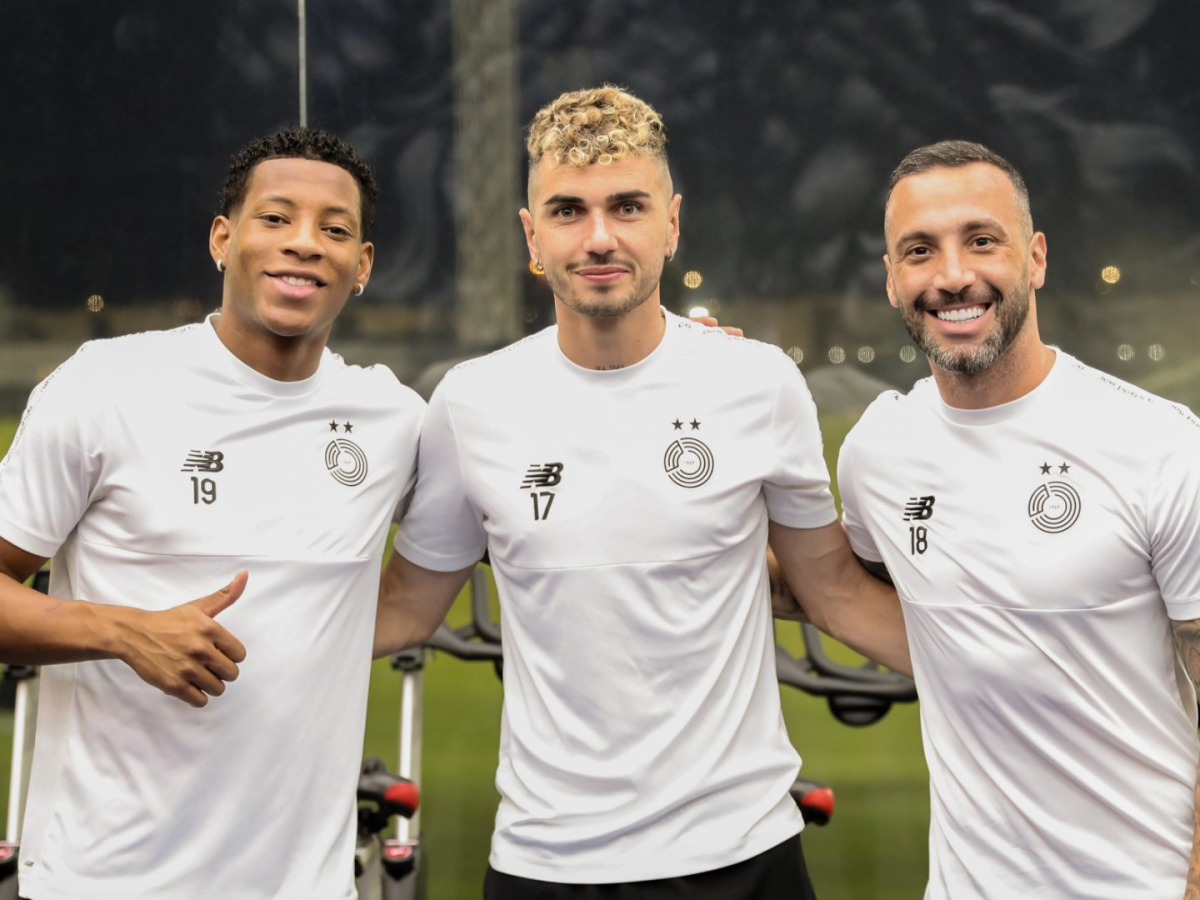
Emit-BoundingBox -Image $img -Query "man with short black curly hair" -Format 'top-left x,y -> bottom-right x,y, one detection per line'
0,125 -> 423,899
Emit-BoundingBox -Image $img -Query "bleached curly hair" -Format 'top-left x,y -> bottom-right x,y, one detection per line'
526,85 -> 669,169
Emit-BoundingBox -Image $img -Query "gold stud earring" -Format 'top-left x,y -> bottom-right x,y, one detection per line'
529,260 -> 545,276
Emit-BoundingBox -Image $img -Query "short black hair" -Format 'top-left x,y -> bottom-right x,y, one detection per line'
886,140 -> 1031,227
220,127 -> 378,236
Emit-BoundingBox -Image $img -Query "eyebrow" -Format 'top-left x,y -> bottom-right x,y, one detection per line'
542,190 -> 653,207
895,217 -> 1009,247
257,195 -> 356,218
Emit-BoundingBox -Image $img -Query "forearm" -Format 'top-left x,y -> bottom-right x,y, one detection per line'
0,573 -> 134,664
0,539 -> 138,664
768,520 -> 912,676
1186,764 -> 1200,900
815,547 -> 911,676
1171,618 -> 1200,899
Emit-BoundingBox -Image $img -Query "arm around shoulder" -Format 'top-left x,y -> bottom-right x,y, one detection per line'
374,552 -> 474,658
768,520 -> 912,676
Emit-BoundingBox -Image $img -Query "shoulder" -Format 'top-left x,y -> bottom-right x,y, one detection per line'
848,376 -> 937,436
668,314 -> 796,370
323,349 -> 426,416
437,327 -> 556,392
1057,353 -> 1200,440
38,325 -> 198,395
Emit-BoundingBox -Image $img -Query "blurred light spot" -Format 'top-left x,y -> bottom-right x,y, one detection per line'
1117,344 -> 1134,361
857,346 -> 875,364
785,346 -> 804,366
1100,266 -> 1121,285
87,294 -> 104,312
683,270 -> 703,289
687,306 -> 710,319
1148,343 -> 1165,362
899,346 -> 918,363
828,346 -> 846,365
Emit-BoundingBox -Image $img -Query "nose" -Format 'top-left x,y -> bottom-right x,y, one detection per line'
931,246 -> 976,294
283,219 -> 323,258
582,210 -> 618,256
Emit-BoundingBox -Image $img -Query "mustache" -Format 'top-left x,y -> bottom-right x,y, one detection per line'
913,283 -> 1002,313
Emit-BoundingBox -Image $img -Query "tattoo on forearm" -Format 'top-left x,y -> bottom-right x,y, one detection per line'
1171,619 -> 1200,899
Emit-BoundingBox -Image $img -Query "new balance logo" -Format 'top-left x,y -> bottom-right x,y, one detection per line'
903,496 -> 935,521
520,462 -> 564,489
181,451 -> 225,473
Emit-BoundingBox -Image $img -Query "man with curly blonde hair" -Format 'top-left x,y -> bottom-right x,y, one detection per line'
377,86 -> 905,899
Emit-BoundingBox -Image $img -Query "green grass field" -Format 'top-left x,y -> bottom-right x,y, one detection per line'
0,413 -> 930,898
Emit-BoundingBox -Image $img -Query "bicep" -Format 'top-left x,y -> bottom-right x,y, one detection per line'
375,552 -> 476,656
0,537 -> 48,586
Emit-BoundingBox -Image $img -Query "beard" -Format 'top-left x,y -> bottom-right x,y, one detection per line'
545,257 -> 662,319
900,278 -> 1031,375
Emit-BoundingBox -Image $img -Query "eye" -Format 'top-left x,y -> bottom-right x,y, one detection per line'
617,200 -> 643,216
970,235 -> 996,249
324,225 -> 353,239
259,213 -> 288,226
552,205 -> 578,220
905,245 -> 930,259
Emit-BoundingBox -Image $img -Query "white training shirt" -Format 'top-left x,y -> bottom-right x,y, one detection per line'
0,318 -> 423,900
839,350 -> 1200,900
396,311 -> 837,883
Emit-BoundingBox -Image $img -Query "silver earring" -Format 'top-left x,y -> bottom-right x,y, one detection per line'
216,259 -> 225,273
666,251 -> 675,263
353,283 -> 365,296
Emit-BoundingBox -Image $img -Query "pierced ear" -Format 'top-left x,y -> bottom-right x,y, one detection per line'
209,216 -> 231,266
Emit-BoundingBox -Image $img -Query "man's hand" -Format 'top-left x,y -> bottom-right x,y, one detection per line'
768,547 -> 808,622
689,315 -> 744,337
114,571 -> 249,708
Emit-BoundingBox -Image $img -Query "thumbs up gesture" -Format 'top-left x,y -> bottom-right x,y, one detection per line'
114,571 -> 249,707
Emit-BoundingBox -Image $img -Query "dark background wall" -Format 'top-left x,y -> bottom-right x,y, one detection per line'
3,0 -> 1200,405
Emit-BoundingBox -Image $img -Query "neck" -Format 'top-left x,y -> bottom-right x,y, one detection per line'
554,295 -> 667,370
931,325 -> 1055,410
211,315 -> 327,382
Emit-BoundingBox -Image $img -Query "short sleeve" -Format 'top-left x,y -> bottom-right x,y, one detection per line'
837,422 -> 884,564
392,378 -> 488,571
1149,420 -> 1200,621
761,358 -> 839,530
0,353 -> 101,557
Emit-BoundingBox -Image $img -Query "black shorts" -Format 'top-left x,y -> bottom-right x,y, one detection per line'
483,833 -> 818,900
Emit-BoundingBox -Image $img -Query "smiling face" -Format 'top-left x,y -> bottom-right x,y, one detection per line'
884,162 -> 1046,377
520,154 -> 680,322
209,157 -> 374,379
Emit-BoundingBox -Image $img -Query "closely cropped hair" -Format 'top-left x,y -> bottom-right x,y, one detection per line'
220,126 -> 378,236
526,85 -> 668,169
887,140 -> 1031,227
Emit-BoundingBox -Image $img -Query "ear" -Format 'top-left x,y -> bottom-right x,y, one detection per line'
666,193 -> 682,257
356,241 -> 375,290
883,253 -> 900,309
519,208 -> 538,262
1028,232 -> 1048,290
210,217 -> 231,268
